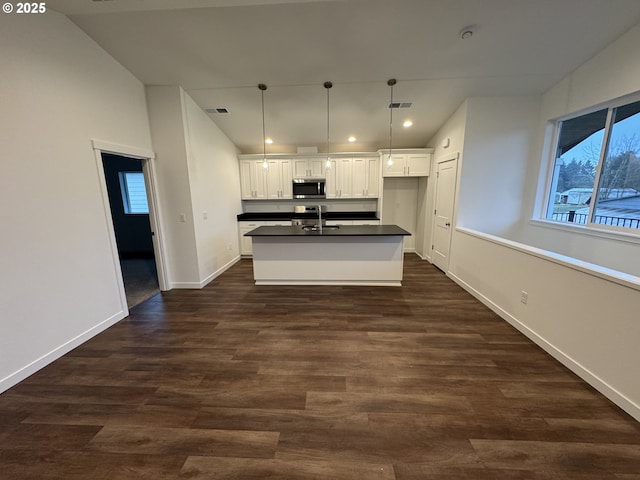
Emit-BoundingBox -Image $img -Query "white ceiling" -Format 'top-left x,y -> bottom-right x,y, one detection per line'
48,0 -> 640,154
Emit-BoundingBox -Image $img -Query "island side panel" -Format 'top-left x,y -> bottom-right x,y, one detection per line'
250,235 -> 405,286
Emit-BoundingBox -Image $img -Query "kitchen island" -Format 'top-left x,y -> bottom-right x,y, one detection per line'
244,224 -> 410,286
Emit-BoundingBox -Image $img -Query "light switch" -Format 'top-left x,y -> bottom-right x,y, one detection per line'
202,211 -> 208,220
179,213 -> 186,223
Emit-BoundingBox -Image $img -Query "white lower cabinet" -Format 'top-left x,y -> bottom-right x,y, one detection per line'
326,220 -> 349,226
239,221 -> 263,255
352,220 -> 380,225
326,220 -> 380,226
240,219 -> 379,255
239,221 -> 289,255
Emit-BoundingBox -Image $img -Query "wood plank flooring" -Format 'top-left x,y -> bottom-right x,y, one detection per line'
1,254 -> 639,479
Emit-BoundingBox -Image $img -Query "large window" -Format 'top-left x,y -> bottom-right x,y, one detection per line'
119,172 -> 149,214
546,98 -> 640,231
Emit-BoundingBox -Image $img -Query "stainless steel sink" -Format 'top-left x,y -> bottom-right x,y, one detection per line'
301,225 -> 339,231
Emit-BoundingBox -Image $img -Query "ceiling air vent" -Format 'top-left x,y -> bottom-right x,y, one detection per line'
389,102 -> 412,109
205,107 -> 230,114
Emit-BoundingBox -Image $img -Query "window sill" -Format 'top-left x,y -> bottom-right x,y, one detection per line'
529,218 -> 640,246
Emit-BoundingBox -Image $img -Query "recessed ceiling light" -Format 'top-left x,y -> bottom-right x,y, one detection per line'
403,120 -> 413,128
265,138 -> 273,144
348,136 -> 356,143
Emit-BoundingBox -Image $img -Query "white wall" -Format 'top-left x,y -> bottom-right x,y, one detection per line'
519,22 -> 640,277
421,101 -> 468,259
423,23 -> 640,420
181,91 -> 242,283
146,86 -> 201,287
448,229 -> 640,421
146,86 -> 242,288
459,97 -> 539,238
382,178 -> 419,251
0,12 -> 153,391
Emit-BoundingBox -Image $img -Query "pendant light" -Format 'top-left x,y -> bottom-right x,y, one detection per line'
258,83 -> 269,170
324,81 -> 333,170
386,78 -> 396,168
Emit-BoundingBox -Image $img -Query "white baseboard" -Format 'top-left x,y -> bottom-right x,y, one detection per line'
199,255 -> 241,287
171,255 -> 241,289
448,271 -> 640,422
0,310 -> 126,394
414,251 -> 432,262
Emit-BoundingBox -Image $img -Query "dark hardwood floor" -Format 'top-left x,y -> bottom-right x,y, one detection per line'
1,254 -> 639,479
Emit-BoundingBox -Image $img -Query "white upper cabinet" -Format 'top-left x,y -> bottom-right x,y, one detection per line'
239,153 -> 386,200
352,156 -> 380,198
406,154 -> 430,176
381,149 -> 432,177
265,159 -> 293,199
292,158 -> 325,178
325,157 -> 353,199
239,159 -> 267,199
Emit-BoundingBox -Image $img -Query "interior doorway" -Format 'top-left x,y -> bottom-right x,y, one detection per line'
101,153 -> 159,307
431,153 -> 459,273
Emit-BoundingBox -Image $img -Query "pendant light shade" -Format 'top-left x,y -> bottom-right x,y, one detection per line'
387,78 -> 396,168
258,83 -> 269,170
324,81 -> 333,170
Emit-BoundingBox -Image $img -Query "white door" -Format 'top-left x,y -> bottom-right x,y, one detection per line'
432,156 -> 458,272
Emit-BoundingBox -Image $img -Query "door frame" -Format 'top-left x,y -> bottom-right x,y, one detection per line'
430,152 -> 459,273
92,140 -> 169,314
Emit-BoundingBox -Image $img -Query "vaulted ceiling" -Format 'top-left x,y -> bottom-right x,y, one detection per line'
48,0 -> 640,153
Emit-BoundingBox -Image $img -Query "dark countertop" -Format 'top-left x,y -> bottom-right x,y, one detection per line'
244,225 -> 411,237
237,211 -> 379,222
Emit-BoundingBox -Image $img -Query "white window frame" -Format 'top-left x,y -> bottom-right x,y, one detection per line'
537,93 -> 640,239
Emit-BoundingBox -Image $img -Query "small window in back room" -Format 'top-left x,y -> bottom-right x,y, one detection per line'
119,172 -> 149,214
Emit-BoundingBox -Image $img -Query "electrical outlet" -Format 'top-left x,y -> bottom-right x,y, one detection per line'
520,291 -> 528,304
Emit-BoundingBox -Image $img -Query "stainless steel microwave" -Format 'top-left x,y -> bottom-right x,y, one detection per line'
292,178 -> 326,199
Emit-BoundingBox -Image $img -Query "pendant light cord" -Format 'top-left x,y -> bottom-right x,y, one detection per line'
259,84 -> 267,160
258,84 -> 268,169
388,78 -> 396,162
324,81 -> 333,168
